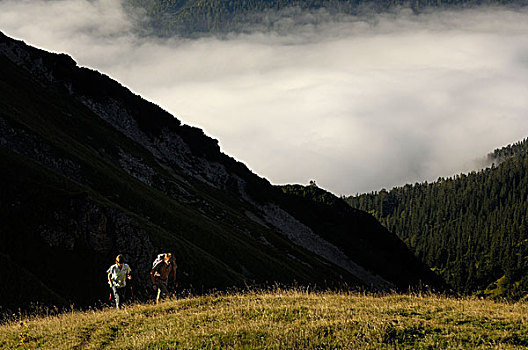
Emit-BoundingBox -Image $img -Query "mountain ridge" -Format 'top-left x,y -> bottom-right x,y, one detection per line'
0,31 -> 442,311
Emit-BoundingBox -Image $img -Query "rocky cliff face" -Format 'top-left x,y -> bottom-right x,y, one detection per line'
38,198 -> 156,280
0,31 -> 443,309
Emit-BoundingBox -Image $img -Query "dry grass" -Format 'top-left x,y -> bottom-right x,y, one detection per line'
1,290 -> 528,349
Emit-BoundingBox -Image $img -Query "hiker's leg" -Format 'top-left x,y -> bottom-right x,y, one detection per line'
120,287 -> 127,306
155,283 -> 162,304
169,281 -> 177,299
112,286 -> 120,309
159,283 -> 170,300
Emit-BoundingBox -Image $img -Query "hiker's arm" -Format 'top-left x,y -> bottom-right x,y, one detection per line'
108,272 -> 113,287
150,264 -> 158,284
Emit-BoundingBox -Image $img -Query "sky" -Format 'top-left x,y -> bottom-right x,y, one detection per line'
1,0 -> 528,195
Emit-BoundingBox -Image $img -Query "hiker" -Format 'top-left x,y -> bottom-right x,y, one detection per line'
151,253 -> 178,304
107,254 -> 132,309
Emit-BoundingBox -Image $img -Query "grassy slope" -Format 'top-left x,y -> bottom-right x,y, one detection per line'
1,290 -> 528,349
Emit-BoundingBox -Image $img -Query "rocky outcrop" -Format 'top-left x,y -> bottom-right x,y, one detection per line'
38,198 -> 155,288
259,202 -> 393,288
0,115 -> 82,182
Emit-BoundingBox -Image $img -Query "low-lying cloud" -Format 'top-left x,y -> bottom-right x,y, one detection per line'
1,0 -> 528,195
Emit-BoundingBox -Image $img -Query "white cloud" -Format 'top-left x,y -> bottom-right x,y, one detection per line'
1,1 -> 528,194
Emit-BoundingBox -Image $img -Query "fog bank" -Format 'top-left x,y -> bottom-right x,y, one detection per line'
1,1 -> 528,194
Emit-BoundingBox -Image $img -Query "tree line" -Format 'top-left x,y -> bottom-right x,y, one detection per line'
346,138 -> 528,298
126,0 -> 527,36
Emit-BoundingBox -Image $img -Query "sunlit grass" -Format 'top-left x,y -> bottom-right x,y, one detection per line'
1,289 -> 528,349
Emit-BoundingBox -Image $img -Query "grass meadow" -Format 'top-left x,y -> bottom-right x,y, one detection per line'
1,289 -> 528,349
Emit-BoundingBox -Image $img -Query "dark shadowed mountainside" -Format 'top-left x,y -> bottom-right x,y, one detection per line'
0,31 -> 442,311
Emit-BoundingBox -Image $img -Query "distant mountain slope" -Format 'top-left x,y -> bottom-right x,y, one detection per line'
0,31 -> 441,310
347,139 -> 528,298
127,0 -> 527,36
278,184 -> 445,289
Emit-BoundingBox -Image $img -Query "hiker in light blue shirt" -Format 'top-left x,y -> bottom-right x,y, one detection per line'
107,254 -> 132,309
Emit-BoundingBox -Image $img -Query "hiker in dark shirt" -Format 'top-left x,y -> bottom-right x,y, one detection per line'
150,253 -> 177,304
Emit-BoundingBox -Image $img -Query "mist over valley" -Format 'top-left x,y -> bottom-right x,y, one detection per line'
1,1 -> 528,194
